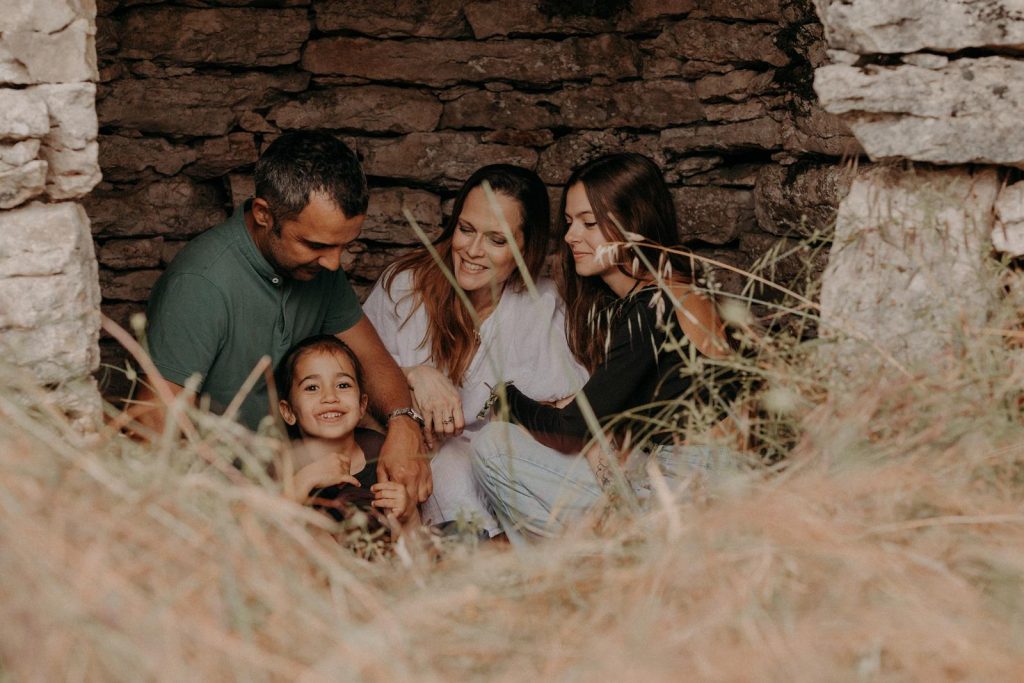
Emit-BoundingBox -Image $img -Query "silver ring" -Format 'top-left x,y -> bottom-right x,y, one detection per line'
441,416 -> 454,425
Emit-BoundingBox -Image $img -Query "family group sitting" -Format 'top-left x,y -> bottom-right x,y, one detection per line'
132,130 -> 744,544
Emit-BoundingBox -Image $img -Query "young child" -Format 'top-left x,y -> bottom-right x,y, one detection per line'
275,334 -> 420,534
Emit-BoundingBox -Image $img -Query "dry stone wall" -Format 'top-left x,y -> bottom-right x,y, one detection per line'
0,0 -> 103,426
813,0 -> 1024,369
89,0 -> 859,398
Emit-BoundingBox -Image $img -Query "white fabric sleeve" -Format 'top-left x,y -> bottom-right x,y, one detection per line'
361,270 -> 405,362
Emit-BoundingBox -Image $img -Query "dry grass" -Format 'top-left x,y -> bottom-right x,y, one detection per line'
4,264 -> 1024,681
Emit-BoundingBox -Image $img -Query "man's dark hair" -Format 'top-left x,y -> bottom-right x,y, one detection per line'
254,130 -> 369,230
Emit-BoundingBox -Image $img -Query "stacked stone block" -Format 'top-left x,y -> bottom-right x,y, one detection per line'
89,0 -> 859,398
0,0 -> 103,426
813,0 -> 1024,368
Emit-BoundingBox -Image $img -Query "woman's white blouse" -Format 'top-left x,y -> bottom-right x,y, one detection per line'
363,269 -> 589,432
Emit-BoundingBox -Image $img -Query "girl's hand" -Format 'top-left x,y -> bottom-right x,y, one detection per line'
371,481 -> 411,521
293,454 -> 360,501
539,394 -> 575,409
404,364 -> 464,447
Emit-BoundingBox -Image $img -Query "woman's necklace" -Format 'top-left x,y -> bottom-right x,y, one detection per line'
473,299 -> 498,344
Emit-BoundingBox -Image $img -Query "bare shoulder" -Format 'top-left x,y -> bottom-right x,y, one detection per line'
666,282 -> 731,359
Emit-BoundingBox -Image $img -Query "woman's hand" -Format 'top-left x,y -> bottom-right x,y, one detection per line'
404,364 -> 465,447
292,454 -> 360,502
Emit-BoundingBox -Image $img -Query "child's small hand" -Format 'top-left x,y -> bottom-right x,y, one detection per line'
294,454 -> 360,500
371,481 -> 410,520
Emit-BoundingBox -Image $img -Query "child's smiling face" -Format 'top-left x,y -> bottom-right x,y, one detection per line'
279,349 -> 367,441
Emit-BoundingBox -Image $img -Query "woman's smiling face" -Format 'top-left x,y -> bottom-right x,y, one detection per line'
450,186 -> 525,305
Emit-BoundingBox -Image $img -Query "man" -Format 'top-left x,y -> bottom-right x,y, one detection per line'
133,130 -> 430,513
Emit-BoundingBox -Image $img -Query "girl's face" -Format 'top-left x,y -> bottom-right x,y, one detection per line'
564,182 -> 616,278
279,349 -> 367,441
451,186 -> 525,304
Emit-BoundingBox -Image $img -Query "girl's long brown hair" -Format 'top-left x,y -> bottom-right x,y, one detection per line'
381,165 -> 551,386
560,153 -> 694,373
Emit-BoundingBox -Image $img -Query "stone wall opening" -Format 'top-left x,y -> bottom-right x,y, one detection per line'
85,0 -> 860,402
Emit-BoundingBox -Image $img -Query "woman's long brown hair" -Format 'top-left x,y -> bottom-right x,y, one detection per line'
560,153 -> 694,373
381,165 -> 551,386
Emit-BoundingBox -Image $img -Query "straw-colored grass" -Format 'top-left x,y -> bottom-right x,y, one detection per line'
3,260 -> 1024,681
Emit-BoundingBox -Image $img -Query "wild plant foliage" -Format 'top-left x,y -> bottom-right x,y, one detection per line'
3,231 -> 1023,681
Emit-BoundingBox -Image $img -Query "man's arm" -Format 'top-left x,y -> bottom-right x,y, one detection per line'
336,316 -> 431,511
120,375 -> 191,439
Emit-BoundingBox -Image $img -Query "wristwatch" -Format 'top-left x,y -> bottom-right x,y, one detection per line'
386,407 -> 425,428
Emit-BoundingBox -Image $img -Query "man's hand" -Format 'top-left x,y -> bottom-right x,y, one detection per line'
376,416 -> 432,517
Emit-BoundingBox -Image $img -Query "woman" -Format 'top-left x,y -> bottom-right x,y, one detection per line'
363,165 -> 588,537
471,153 -> 742,542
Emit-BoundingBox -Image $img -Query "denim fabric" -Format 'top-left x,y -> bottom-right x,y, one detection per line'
471,421 -> 735,545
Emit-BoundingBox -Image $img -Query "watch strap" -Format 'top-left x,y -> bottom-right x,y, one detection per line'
386,407 -> 425,428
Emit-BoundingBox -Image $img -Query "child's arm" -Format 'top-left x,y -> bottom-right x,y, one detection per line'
371,481 -> 421,535
288,454 -> 360,503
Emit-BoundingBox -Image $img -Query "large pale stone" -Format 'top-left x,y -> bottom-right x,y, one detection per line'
302,35 -> 640,87
0,90 -> 49,140
84,178 -> 228,238
2,316 -> 102,383
0,0 -> 85,33
26,83 -> 103,199
120,8 -> 310,66
40,142 -> 100,199
315,0 -> 470,37
36,83 -> 99,150
814,0 -> 1024,54
815,58 -> 1024,167
993,181 -> 1024,257
0,140 -> 42,169
819,166 -> 1001,369
0,272 -> 96,328
0,202 -> 94,277
268,87 -> 442,133
98,72 -> 310,136
355,133 -> 537,186
0,160 -> 47,209
363,188 -> 444,245
0,201 -> 101,384
0,16 -> 97,84
754,163 -> 854,237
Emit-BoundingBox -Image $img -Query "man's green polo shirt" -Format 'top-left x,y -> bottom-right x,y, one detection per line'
146,201 -> 363,430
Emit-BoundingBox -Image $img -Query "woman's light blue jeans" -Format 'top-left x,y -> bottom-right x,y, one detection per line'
471,421 -> 735,545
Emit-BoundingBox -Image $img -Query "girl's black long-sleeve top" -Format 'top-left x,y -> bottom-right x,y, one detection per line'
504,286 -> 741,449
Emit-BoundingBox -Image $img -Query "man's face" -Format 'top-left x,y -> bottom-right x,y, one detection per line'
257,192 -> 365,282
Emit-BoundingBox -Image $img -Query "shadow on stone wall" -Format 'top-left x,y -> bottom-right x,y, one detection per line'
87,0 -> 862,400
